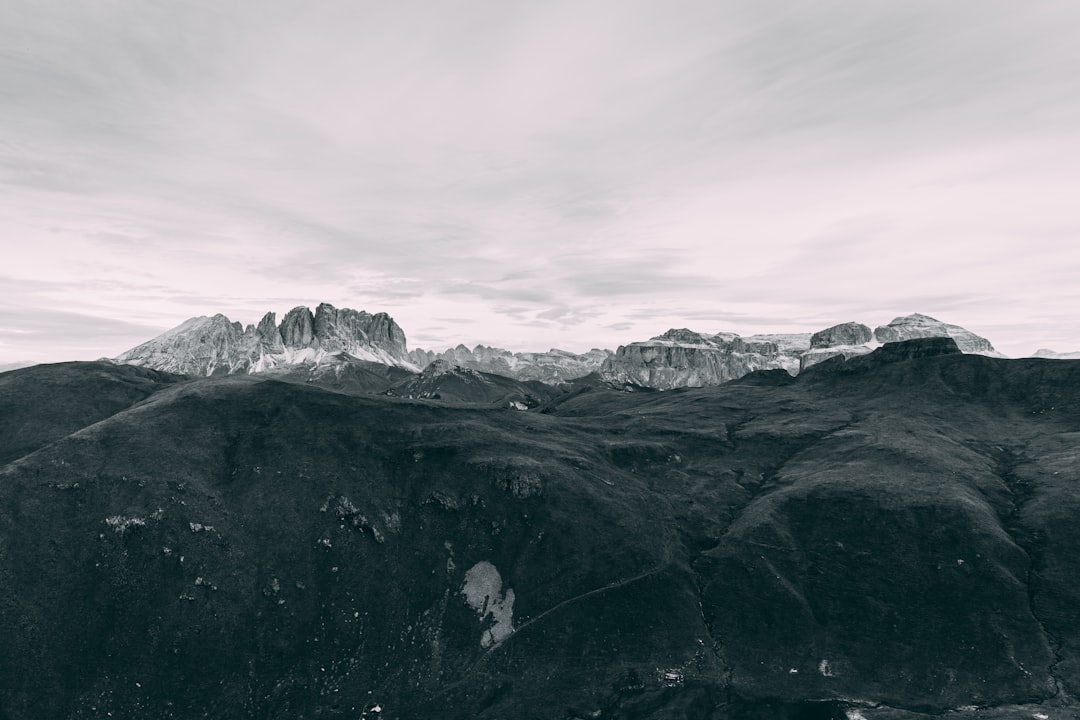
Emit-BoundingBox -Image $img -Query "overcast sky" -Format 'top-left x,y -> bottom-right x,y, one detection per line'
2,0 -> 1079,363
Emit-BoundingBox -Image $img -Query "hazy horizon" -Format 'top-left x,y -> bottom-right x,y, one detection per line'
3,1 -> 1079,363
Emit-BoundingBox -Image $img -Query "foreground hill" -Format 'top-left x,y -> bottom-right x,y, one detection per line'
0,361 -> 183,465
2,341 -> 1080,719
385,359 -> 559,407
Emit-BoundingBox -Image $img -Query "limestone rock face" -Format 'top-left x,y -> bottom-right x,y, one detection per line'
116,304 -> 413,377
811,322 -> 872,349
279,306 -> 316,349
114,314 -> 252,377
600,329 -> 798,389
311,303 -> 408,360
408,344 -> 611,384
874,313 -> 1001,356
254,312 -> 284,354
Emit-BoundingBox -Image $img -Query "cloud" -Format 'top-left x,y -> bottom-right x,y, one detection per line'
1,1 -> 1079,360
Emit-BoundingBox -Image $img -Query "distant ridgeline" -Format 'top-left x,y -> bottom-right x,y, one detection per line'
115,305 -> 1003,390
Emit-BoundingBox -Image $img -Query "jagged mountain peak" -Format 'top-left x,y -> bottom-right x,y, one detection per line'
116,304 -> 412,377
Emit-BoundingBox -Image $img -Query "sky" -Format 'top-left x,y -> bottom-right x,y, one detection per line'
2,0 -> 1079,364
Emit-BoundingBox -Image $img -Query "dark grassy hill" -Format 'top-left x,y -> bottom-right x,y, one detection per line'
386,361 -> 559,407
0,361 -> 183,465
1,342 -> 1079,719
260,354 -> 417,396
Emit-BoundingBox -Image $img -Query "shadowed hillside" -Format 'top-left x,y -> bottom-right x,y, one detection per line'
1,342 -> 1080,719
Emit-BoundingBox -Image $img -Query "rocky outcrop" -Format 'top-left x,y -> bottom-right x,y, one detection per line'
799,322 -> 876,371
599,328 -> 799,390
113,314 -> 250,376
279,306 -> 316,348
408,344 -> 611,384
874,313 -> 1001,356
309,303 -> 409,359
254,312 -> 285,354
810,322 -> 872,349
116,304 -> 413,377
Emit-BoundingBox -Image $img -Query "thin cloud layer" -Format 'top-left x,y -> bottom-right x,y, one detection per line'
1,0 -> 1079,362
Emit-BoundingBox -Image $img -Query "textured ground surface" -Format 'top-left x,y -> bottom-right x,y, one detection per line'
1,343 -> 1079,719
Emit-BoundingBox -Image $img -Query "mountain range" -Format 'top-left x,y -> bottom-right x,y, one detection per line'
113,304 -> 1009,392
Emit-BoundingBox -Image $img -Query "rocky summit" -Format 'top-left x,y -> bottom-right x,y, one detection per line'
3,340 -> 1080,720
115,303 -> 412,377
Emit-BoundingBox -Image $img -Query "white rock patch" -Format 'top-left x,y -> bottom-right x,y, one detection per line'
460,561 -> 515,648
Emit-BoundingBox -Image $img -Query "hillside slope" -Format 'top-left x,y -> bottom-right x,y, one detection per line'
1,343 -> 1079,719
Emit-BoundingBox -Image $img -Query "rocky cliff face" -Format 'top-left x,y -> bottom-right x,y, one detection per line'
116,304 -> 413,377
811,322 -> 872,349
408,344 -> 611,384
800,321 -> 876,371
599,328 -> 800,390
